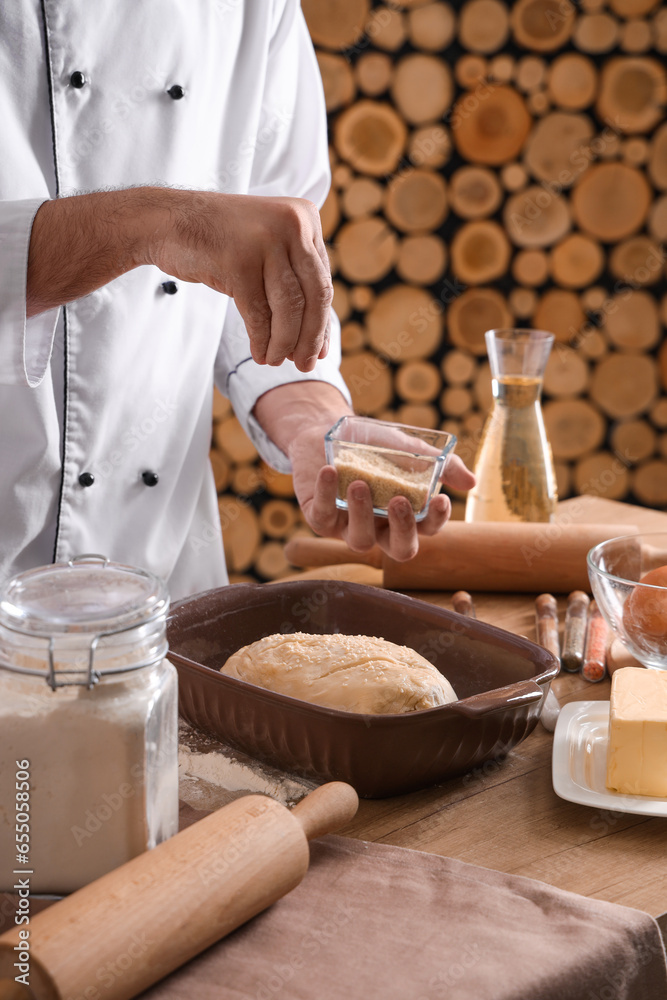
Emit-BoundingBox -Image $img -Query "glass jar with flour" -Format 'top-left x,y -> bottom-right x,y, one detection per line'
0,555 -> 178,895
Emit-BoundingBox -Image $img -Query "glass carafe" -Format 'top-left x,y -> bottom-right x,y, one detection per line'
465,328 -> 558,523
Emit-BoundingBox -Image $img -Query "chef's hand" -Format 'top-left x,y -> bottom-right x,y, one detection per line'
288,423 -> 476,562
149,192 -> 332,373
27,189 -> 332,374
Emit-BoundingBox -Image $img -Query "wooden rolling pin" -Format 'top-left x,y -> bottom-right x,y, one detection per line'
285,522 -> 635,593
0,782 -> 358,1000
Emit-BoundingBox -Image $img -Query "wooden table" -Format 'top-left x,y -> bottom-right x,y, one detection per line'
294,497 -> 667,920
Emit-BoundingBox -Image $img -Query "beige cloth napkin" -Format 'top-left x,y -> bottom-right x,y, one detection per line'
141,806 -> 667,1000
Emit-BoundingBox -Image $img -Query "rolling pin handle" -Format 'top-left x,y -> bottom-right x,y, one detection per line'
291,782 -> 359,841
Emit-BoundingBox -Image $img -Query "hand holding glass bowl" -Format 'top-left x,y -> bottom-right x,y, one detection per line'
324,416 -> 457,522
587,532 -> 667,670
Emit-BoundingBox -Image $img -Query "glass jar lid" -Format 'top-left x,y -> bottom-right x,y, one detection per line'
0,554 -> 168,637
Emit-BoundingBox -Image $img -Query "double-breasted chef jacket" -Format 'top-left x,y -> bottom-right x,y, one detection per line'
0,0 -> 350,599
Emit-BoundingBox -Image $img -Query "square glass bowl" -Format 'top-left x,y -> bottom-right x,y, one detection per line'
324,416 -> 456,521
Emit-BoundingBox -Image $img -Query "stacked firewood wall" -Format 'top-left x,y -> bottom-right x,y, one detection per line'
211,0 -> 667,582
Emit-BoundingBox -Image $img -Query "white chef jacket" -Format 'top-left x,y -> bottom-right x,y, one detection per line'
0,1 -> 350,599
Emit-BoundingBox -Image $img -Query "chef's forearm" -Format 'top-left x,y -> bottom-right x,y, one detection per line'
26,189 -> 165,318
252,382 -> 353,456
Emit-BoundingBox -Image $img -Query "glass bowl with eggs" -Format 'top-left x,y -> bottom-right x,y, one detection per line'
588,532 -> 667,670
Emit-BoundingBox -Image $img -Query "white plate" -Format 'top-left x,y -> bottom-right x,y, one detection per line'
552,700 -> 667,817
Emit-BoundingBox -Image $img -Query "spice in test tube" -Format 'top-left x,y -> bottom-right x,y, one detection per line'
535,594 -> 560,664
561,590 -> 590,673
582,601 -> 609,683
452,591 -> 476,618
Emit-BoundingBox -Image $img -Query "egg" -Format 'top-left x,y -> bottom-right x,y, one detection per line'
622,565 -> 667,644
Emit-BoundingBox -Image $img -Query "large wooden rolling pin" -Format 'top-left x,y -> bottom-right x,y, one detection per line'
0,782 -> 358,1000
285,521 -> 635,593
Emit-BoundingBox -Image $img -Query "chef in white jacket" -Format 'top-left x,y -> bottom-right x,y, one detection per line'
0,1 -> 473,599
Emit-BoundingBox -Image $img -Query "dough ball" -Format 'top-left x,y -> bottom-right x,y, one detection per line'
220,632 -> 457,714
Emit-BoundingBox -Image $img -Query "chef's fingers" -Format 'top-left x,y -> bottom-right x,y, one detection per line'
307,466 -> 345,536
440,454 -> 476,491
262,250 -> 306,366
384,498 -> 420,562
233,268 -> 273,366
416,493 -> 451,536
343,481 -> 378,553
289,241 -> 333,371
318,311 -> 332,360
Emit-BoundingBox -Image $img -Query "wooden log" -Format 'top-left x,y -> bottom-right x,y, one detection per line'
549,233 -> 605,288
654,8 -> 667,54
489,54 -> 514,83
341,177 -> 384,218
604,289 -> 660,350
452,85 -> 531,165
573,14 -> 620,54
219,496 -> 261,573
396,234 -> 447,284
391,54 -> 454,125
543,399 -> 606,460
543,344 -> 589,397
533,288 -> 585,342
512,248 -> 549,286
455,55 -> 488,90
516,56 -> 547,93
210,449 -> 231,493
301,0 -> 370,49
554,461 -> 571,500
648,122 -> 667,189
339,350 -> 394,414
651,398 -> 667,428
508,287 -> 537,318
213,415 -> 258,465
527,90 -> 550,116
212,389 -> 231,422
395,360 -> 441,402
366,5 -> 407,51
623,137 -> 650,167
473,360 -> 493,412
504,186 -> 572,248
447,288 -> 513,355
336,217 -> 398,283
442,349 -> 476,385
396,403 -> 439,428
547,53 -> 597,110
450,220 -> 511,284
367,286 -> 443,360
440,386 -> 474,417
579,328 -> 608,361
609,236 -> 663,286
500,162 -> 528,192
620,18 -> 653,53
259,462 -> 294,499
458,0 -> 510,53
597,57 -> 667,134
320,187 -> 340,241
407,2 -> 456,51
385,168 -> 448,233
609,0 -> 659,15
340,321 -> 366,354
571,163 -> 651,241
332,280 -> 351,324
255,541 -> 291,581
648,194 -> 667,243
660,293 -> 667,330
349,285 -> 376,311
575,452 -> 631,501
316,52 -> 356,112
511,0 -> 575,51
334,100 -> 407,176
449,166 -> 502,219
611,419 -> 656,464
408,125 -> 452,168
355,52 -> 392,96
632,460 -> 667,506
523,112 -> 594,186
580,286 -> 607,312
590,353 -> 658,419
231,463 -> 262,497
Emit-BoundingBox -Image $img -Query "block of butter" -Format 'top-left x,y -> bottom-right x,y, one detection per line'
606,667 -> 667,797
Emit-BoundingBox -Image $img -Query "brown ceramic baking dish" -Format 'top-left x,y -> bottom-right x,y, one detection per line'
168,580 -> 558,798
